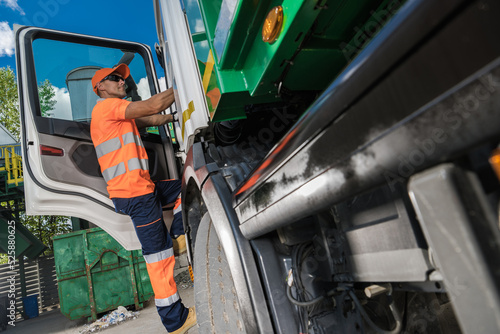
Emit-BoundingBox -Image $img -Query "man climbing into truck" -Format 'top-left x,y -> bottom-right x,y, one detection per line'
90,63 -> 196,334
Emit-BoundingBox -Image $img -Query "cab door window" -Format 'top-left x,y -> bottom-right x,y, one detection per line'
25,34 -> 169,197
32,38 -> 156,126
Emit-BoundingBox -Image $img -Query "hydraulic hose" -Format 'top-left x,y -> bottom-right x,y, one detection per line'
286,284 -> 325,307
348,290 -> 402,334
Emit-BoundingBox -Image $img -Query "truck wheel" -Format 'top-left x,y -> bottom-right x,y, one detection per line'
194,212 -> 247,333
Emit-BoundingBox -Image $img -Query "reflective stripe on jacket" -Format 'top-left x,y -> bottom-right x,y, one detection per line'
91,98 -> 155,198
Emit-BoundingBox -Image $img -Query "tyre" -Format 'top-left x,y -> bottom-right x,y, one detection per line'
194,212 -> 247,333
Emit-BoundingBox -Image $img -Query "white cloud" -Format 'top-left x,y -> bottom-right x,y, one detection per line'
137,77 -> 152,100
195,19 -> 204,33
0,21 -> 15,57
158,77 -> 167,92
186,0 -> 199,11
137,76 -> 168,99
198,40 -> 208,49
47,86 -> 72,121
1,0 -> 25,15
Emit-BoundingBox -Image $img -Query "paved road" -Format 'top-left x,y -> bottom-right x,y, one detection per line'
6,256 -> 198,334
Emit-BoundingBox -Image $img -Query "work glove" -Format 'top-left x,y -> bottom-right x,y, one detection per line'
171,110 -> 179,122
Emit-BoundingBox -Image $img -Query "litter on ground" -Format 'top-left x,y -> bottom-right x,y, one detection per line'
78,306 -> 139,333
175,270 -> 193,290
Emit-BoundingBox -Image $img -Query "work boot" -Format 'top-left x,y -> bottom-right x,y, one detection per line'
172,235 -> 187,255
170,306 -> 196,334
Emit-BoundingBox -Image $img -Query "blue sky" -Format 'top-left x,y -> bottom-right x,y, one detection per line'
0,0 -> 167,76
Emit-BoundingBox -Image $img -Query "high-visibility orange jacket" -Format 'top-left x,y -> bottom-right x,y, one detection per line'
91,98 -> 155,198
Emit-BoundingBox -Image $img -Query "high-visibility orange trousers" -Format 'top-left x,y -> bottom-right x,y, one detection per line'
112,180 -> 187,332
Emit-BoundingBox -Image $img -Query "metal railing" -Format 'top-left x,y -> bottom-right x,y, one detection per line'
0,256 -> 59,319
0,144 -> 23,187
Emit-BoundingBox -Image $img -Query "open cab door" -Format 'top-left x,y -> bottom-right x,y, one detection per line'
16,26 -> 179,250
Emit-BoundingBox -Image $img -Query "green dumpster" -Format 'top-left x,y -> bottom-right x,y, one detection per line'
53,227 -> 153,321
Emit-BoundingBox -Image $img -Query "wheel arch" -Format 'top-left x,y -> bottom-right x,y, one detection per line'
182,143 -> 274,333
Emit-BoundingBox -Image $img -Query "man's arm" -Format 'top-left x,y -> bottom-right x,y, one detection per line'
125,87 -> 175,119
135,114 -> 175,128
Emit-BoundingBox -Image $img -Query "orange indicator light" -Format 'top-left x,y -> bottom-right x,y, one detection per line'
262,6 -> 284,43
489,148 -> 500,180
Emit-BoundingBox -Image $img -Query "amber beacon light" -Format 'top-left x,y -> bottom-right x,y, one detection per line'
489,147 -> 500,180
262,6 -> 284,43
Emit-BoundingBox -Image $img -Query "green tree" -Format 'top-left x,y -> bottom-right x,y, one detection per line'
0,68 -> 57,138
0,199 -> 72,258
21,212 -> 72,255
38,79 -> 56,117
0,68 -> 72,261
0,66 -> 20,141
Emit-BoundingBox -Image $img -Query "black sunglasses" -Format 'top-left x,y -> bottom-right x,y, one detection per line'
101,74 -> 125,83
